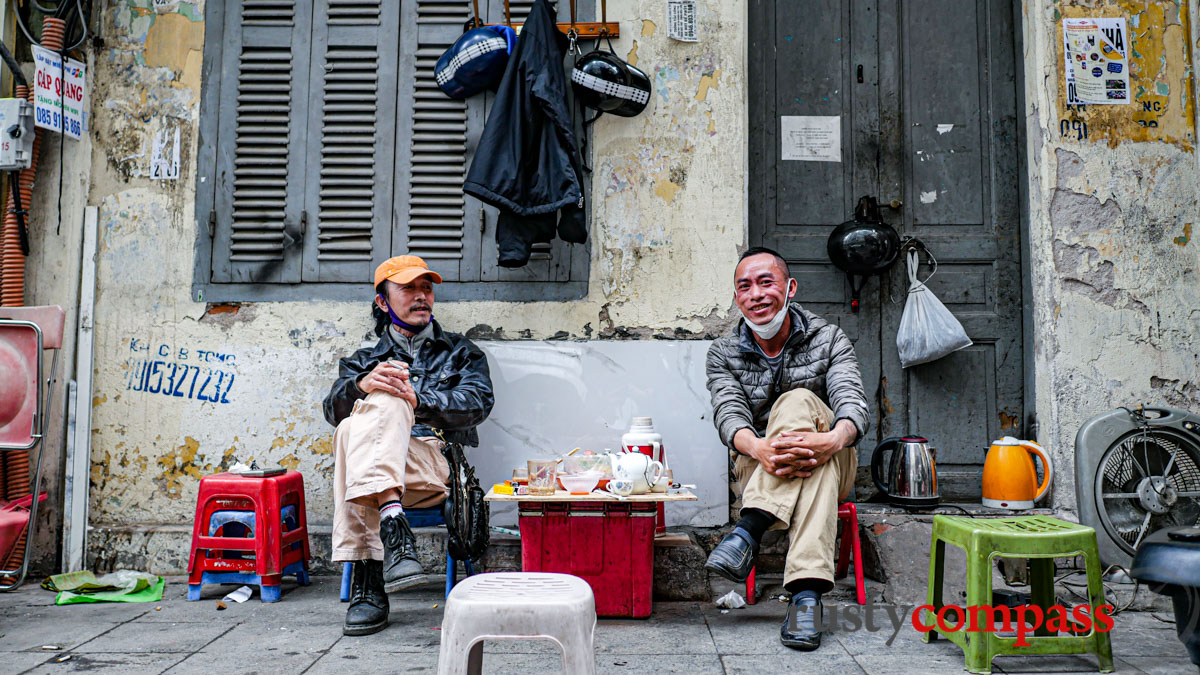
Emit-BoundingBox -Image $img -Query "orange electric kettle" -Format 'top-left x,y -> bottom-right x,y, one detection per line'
981,437 -> 1054,510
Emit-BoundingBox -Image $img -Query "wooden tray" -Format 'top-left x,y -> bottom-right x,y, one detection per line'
485,488 -> 696,503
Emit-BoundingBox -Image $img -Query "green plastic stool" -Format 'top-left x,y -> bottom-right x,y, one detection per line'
923,515 -> 1114,674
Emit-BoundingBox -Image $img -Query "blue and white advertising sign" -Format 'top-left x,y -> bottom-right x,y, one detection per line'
33,45 -> 87,140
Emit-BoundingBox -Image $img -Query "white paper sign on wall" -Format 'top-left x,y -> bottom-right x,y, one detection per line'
150,127 -> 181,180
33,45 -> 86,140
780,115 -> 842,162
667,0 -> 698,42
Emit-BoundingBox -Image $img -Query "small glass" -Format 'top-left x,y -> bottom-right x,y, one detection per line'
527,460 -> 558,496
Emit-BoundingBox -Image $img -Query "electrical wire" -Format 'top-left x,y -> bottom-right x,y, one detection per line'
885,502 -> 983,518
55,47 -> 64,236
0,42 -> 27,88
9,170 -> 28,255
16,0 -> 89,52
29,0 -> 62,18
61,0 -> 88,52
14,9 -> 39,48
1054,564 -> 1140,615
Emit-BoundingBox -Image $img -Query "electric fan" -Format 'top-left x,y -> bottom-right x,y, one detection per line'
1075,406 -> 1200,567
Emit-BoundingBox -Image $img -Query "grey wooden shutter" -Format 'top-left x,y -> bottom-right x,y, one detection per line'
211,0 -> 314,283
392,0 -> 484,282
301,0 -> 402,281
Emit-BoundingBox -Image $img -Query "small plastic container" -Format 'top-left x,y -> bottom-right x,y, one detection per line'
558,473 -> 600,495
564,454 -> 610,476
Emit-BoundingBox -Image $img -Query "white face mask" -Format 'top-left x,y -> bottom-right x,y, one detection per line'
741,279 -> 795,340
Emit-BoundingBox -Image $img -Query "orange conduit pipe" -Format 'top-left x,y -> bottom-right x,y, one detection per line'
0,17 -> 65,578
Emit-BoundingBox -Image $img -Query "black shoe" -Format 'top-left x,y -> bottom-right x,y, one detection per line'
704,526 -> 757,582
780,591 -> 823,651
381,513 -> 425,593
344,560 -> 389,636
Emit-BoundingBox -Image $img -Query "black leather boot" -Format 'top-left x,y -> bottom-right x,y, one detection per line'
381,513 -> 425,593
780,591 -> 823,651
344,560 -> 389,636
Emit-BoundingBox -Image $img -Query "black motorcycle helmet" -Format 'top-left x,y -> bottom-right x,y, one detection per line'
827,196 -> 901,311
571,50 -> 651,118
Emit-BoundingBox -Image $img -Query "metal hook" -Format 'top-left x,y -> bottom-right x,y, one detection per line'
888,237 -> 938,304
900,235 -> 927,253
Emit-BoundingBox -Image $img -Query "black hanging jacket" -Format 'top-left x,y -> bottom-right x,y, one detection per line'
462,0 -> 587,268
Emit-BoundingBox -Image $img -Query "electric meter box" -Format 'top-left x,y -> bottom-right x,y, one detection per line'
0,98 -> 35,170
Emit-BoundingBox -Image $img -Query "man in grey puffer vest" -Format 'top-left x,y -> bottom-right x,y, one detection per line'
704,247 -> 870,651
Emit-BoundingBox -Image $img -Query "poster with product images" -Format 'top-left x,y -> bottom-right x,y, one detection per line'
1063,18 -> 1130,105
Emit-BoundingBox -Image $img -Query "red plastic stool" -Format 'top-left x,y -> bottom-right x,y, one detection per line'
746,501 -> 866,605
186,471 -> 312,602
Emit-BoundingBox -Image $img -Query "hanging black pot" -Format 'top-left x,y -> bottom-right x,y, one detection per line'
827,196 -> 901,312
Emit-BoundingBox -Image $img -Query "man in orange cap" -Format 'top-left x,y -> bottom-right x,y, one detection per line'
323,256 -> 495,636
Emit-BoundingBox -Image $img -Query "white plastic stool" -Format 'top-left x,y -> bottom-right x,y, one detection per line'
437,572 -> 597,675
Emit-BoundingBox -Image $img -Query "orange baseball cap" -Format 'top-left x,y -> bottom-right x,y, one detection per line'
373,255 -> 444,287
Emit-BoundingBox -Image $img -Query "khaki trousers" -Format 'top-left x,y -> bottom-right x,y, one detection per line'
733,389 -> 856,588
331,391 -> 450,562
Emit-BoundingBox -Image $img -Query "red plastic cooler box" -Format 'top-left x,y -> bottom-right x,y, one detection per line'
517,500 -> 656,618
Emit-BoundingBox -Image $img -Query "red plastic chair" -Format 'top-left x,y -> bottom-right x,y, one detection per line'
746,501 -> 866,605
186,471 -> 312,602
0,305 -> 65,591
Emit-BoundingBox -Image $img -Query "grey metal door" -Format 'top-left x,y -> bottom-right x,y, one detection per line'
749,0 -> 1025,492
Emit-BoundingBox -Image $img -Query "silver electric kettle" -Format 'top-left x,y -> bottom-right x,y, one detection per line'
870,436 -> 939,507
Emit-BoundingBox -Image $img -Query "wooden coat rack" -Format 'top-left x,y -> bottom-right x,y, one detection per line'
479,0 -> 619,39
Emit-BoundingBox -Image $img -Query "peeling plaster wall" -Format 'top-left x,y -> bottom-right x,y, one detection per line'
68,0 -> 747,567
1024,0 -> 1200,512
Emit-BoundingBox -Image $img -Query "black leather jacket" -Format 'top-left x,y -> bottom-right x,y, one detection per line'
322,321 -> 494,447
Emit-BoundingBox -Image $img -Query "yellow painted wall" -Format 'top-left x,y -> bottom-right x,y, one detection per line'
1055,0 -> 1195,147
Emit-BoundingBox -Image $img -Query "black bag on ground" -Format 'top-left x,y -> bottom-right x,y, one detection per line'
439,438 -> 490,562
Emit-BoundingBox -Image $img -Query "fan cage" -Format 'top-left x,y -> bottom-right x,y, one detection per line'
1093,428 -> 1200,557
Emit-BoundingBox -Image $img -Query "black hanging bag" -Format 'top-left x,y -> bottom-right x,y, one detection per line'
435,431 -> 490,562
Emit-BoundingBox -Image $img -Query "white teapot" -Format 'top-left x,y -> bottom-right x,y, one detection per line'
609,451 -> 664,495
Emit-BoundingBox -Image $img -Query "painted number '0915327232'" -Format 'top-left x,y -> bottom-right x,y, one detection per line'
124,357 -> 235,403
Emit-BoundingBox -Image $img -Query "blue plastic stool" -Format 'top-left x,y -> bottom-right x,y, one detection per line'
189,561 -> 310,602
206,506 -> 301,559
209,504 -> 299,535
188,505 -> 311,602
338,505 -> 475,602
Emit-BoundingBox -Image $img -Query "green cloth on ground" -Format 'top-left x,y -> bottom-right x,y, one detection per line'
42,570 -> 166,605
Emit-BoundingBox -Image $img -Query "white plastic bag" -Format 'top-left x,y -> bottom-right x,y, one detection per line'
896,249 -> 972,368
715,590 -> 746,609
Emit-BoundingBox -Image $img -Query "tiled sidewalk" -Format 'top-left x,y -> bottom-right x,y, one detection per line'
0,575 -> 1192,674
